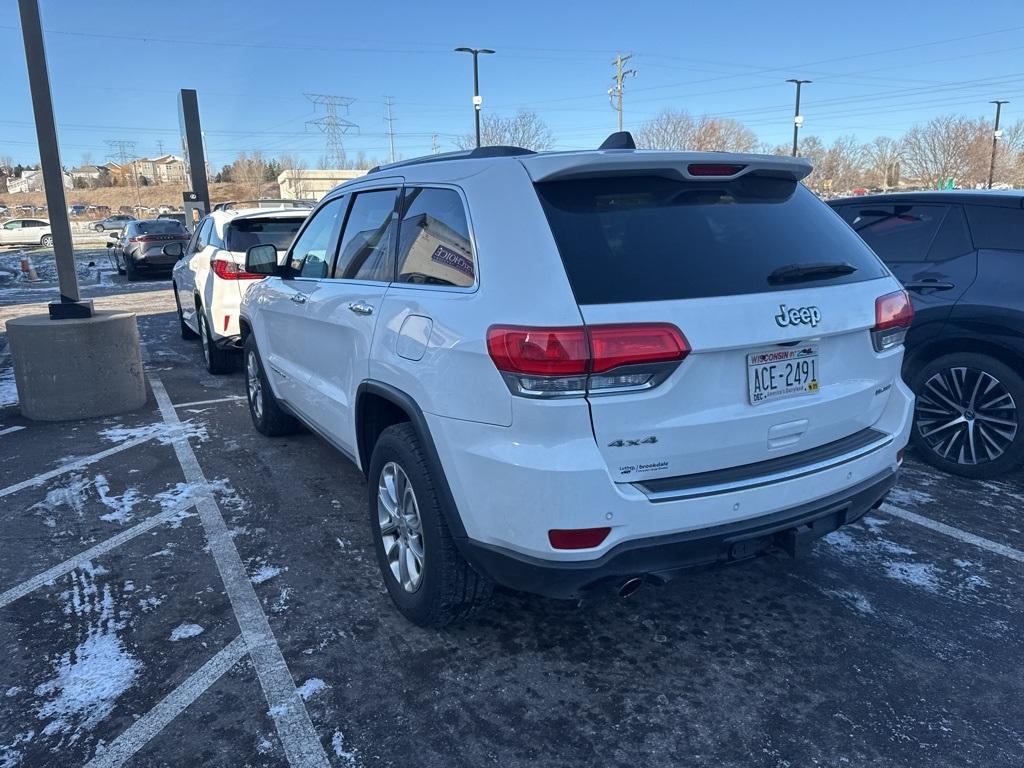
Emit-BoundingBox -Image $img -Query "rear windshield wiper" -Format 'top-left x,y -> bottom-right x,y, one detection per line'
767,261 -> 857,285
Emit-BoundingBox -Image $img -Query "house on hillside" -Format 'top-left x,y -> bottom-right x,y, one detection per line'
7,169 -> 72,194
69,164 -> 109,185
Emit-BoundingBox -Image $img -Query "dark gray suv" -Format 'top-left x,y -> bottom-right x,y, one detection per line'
830,191 -> 1024,478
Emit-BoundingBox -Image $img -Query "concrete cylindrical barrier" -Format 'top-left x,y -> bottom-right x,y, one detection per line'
7,310 -> 147,421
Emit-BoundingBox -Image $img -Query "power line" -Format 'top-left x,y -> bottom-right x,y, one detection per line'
304,93 -> 357,169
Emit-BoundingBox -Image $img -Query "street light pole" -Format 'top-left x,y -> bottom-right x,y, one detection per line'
786,79 -> 811,157
988,100 -> 1009,189
454,47 -> 495,148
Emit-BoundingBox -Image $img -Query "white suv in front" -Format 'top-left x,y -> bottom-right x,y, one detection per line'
238,137 -> 914,627
170,206 -> 308,373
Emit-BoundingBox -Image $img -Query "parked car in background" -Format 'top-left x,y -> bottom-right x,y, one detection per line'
0,218 -> 53,247
68,204 -> 87,216
0,205 -> 8,216
238,140 -> 913,626
93,214 -> 135,232
171,207 -> 306,373
830,191 -> 1024,478
107,218 -> 190,281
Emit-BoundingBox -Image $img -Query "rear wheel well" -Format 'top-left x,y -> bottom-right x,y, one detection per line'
239,317 -> 252,342
357,392 -> 411,475
905,337 -> 1024,383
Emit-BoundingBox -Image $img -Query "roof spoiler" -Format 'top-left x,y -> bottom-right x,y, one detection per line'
520,151 -> 813,183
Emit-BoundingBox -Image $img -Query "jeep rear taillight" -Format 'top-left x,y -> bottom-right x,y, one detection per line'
872,290 -> 913,352
487,323 -> 689,398
212,258 -> 265,281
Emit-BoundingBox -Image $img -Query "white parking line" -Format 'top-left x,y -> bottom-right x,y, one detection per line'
149,376 -> 332,768
0,435 -> 153,500
84,634 -> 249,768
0,425 -> 25,437
881,502 -> 1024,564
0,499 -> 196,610
172,396 -> 245,409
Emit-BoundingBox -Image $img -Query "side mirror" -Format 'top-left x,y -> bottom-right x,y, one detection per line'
162,242 -> 185,258
245,243 -> 283,276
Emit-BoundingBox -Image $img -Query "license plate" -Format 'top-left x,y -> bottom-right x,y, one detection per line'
747,345 -> 820,405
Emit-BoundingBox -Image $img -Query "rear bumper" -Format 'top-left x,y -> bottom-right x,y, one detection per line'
461,468 -> 897,599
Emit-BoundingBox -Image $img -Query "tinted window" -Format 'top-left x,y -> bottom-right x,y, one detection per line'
333,189 -> 398,281
927,206 -> 973,261
536,176 -> 886,304
396,187 -> 475,287
3,221 -> 21,230
226,217 -> 304,252
965,204 -> 1024,251
289,196 -> 346,278
196,218 -> 214,250
136,220 -> 187,235
842,204 -> 945,263
186,218 -> 205,253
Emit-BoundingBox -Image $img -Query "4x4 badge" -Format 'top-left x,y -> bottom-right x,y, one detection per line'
775,304 -> 821,328
607,436 -> 658,448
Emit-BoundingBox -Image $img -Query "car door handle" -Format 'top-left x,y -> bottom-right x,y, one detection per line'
348,301 -> 374,316
904,280 -> 955,292
290,293 -> 307,305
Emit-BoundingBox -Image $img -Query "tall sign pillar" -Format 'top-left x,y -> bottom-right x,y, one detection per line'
178,89 -> 210,218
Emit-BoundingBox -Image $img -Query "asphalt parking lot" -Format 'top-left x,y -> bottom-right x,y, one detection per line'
1,276 -> 1023,768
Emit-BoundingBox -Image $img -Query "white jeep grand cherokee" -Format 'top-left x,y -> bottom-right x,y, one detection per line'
238,135 -> 914,627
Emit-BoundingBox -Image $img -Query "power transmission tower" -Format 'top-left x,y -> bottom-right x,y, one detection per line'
106,139 -> 142,211
608,53 -> 635,132
384,96 -> 396,164
305,93 -> 356,169
156,139 -> 165,155
431,134 -> 440,155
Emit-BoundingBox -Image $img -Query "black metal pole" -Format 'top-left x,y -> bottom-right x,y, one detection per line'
472,52 -> 481,148
988,100 -> 1009,189
17,0 -> 86,313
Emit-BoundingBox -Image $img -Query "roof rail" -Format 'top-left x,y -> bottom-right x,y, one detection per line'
367,145 -> 536,174
212,198 -> 315,212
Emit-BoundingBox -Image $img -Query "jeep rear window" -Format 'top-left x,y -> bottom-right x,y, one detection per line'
226,218 -> 305,252
535,175 -> 887,304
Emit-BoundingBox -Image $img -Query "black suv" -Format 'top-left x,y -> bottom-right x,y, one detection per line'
829,192 -> 1023,478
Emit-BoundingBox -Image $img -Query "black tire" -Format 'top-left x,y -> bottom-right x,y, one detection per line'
173,286 -> 199,340
115,251 -> 126,276
124,253 -> 140,281
40,234 -> 53,248
909,352 -> 1024,479
95,224 -> 105,232
197,303 -> 236,375
368,423 -> 492,627
243,335 -> 298,436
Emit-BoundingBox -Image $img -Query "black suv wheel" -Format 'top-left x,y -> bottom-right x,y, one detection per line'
368,423 -> 491,627
910,352 -> 1024,479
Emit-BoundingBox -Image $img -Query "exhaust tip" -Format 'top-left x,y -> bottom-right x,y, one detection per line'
618,577 -> 645,598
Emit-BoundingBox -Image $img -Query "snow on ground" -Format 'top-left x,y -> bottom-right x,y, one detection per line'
94,474 -> 141,524
99,420 -> 208,446
296,678 -> 328,700
332,731 -> 360,767
887,485 -> 938,506
168,623 -> 204,642
34,562 -> 141,743
250,565 -> 282,585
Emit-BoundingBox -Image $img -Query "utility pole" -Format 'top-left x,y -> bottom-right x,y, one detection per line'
454,47 -> 495,148
384,96 -> 397,164
156,139 -> 165,155
431,133 -> 440,155
988,100 -> 1009,189
107,139 -> 142,212
305,93 -> 357,169
786,79 -> 812,157
608,53 -> 636,132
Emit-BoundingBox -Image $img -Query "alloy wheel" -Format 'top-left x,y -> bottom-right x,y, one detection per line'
246,351 -> 263,421
915,366 -> 1018,466
377,461 -> 425,592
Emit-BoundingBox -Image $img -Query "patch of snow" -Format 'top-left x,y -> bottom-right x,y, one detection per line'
250,565 -> 282,585
886,486 -> 936,506
332,731 -> 359,767
0,730 -> 35,768
99,420 -> 207,446
256,736 -> 274,754
296,678 -> 328,701
30,473 -> 93,517
5,686 -> 22,697
168,623 -> 204,642
883,561 -> 942,592
824,588 -> 875,615
94,474 -> 141,524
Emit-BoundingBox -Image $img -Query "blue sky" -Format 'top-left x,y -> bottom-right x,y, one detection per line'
2,0 -> 1023,168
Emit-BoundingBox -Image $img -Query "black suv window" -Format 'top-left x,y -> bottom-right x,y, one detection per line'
536,175 -> 886,304
396,187 -> 475,287
965,204 -> 1024,251
333,189 -> 399,281
927,205 -> 974,262
226,217 -> 304,252
839,203 -> 946,263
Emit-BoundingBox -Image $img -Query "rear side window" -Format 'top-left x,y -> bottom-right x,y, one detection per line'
226,217 -> 304,252
535,176 -> 886,304
836,204 -> 945,263
965,204 -> 1024,251
927,205 -> 973,261
396,187 -> 475,287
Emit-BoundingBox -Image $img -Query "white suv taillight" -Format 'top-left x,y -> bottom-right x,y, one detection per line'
486,323 -> 689,398
872,290 -> 914,352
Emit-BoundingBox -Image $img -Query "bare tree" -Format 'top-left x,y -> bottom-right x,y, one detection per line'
456,111 -> 554,151
861,136 -> 903,191
229,152 -> 267,197
901,115 -> 979,187
636,110 -> 757,152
